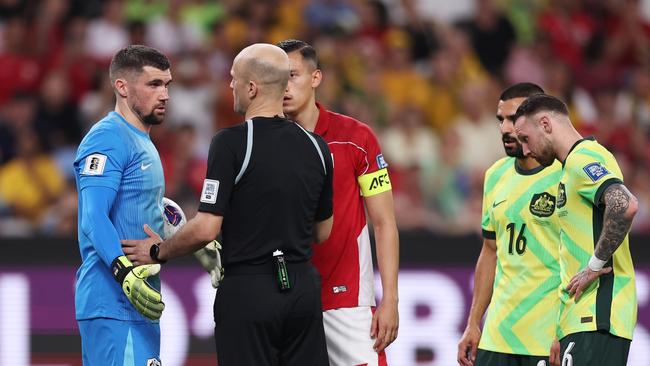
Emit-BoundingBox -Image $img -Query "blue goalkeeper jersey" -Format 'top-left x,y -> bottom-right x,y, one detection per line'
73,111 -> 165,321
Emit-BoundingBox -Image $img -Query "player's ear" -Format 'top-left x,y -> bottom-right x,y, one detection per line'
114,78 -> 128,98
540,115 -> 552,133
248,80 -> 258,99
312,69 -> 322,89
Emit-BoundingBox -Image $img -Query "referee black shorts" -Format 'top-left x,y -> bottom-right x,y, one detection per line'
214,261 -> 329,366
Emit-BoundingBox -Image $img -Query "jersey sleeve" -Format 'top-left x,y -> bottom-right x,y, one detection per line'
198,130 -> 239,215
356,125 -> 392,197
74,129 -> 128,191
315,136 -> 334,221
570,149 -> 623,206
481,169 -> 496,239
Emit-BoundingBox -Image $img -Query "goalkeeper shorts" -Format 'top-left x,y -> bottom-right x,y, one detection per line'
78,318 -> 161,366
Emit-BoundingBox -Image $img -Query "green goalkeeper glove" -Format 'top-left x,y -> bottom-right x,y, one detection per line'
111,255 -> 165,320
194,240 -> 224,288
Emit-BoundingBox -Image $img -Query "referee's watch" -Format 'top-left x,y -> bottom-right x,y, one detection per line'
150,242 -> 167,264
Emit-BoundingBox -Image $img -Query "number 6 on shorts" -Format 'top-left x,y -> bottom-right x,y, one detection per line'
561,341 -> 575,366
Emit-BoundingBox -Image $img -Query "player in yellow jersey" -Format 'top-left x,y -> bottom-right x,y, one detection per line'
458,83 -> 562,366
514,94 -> 638,366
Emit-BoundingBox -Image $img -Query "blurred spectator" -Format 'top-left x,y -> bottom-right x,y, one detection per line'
451,81 -> 503,174
537,0 -> 597,71
0,16 -> 41,105
0,92 -> 36,164
419,128 -> 479,234
85,0 -> 129,62
158,124 -> 206,205
457,0 -> 516,76
0,128 -> 66,226
40,184 -> 78,236
146,0 -> 205,55
34,70 -> 83,151
166,53 -> 216,156
305,0 -> 359,33
382,106 -> 438,169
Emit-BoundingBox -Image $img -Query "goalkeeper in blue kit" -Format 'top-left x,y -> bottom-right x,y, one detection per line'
73,45 -> 171,365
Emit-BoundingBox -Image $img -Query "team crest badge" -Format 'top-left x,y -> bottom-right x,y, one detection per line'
557,183 -> 566,208
147,358 -> 161,366
529,192 -> 556,217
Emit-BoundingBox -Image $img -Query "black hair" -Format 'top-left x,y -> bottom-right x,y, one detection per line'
109,45 -> 170,81
276,39 -> 319,68
500,82 -> 545,101
513,94 -> 569,122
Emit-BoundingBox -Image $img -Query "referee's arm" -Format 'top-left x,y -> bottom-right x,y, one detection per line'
122,212 -> 222,265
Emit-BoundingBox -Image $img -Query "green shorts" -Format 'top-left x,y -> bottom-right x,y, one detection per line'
560,331 -> 630,366
476,349 -> 549,366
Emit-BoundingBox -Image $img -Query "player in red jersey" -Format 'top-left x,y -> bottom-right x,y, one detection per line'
278,39 -> 399,366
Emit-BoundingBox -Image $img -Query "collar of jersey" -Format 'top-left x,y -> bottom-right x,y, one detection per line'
562,136 -> 596,168
514,159 -> 547,176
315,102 -> 330,135
109,111 -> 150,139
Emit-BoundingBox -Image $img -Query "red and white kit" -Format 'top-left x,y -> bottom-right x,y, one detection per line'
312,103 -> 391,366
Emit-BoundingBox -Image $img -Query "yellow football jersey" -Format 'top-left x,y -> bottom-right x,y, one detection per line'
479,157 -> 562,355
556,138 -> 637,340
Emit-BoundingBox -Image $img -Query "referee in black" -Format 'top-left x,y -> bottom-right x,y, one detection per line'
122,43 -> 333,365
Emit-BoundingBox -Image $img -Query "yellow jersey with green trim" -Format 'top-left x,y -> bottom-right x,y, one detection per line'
479,157 -> 562,356
556,138 -> 636,340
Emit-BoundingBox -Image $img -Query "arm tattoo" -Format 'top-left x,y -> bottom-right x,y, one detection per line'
594,184 -> 633,261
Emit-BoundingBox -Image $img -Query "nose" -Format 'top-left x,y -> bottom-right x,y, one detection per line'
161,89 -> 170,101
522,144 -> 531,157
501,119 -> 514,134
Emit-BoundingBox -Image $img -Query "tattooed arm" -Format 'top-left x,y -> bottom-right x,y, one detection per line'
567,183 -> 638,300
593,183 -> 639,261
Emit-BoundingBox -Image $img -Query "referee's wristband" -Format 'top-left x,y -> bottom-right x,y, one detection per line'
588,255 -> 607,272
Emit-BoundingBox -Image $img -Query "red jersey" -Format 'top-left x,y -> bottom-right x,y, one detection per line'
311,103 -> 391,311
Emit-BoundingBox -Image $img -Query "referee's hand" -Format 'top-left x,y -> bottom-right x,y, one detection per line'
122,224 -> 162,266
370,299 -> 398,353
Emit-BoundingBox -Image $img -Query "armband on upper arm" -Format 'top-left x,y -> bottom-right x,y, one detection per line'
358,168 -> 392,197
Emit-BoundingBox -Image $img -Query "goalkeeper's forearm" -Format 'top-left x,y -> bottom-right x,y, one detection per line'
79,186 -> 126,267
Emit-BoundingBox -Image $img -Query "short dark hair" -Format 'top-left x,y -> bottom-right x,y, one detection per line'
109,45 -> 170,81
276,39 -> 319,68
513,94 -> 569,123
500,82 -> 545,101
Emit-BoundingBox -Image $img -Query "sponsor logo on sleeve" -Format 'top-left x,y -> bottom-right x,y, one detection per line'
376,154 -> 388,169
82,154 -> 107,175
332,285 -> 347,294
529,192 -> 556,217
583,162 -> 609,182
200,179 -> 219,204
557,182 -> 567,208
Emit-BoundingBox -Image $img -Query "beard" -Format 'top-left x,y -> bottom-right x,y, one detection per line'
534,138 -> 556,166
502,134 -> 525,158
134,103 -> 165,125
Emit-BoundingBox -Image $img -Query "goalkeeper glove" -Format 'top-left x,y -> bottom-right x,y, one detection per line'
111,255 -> 165,320
194,240 -> 224,288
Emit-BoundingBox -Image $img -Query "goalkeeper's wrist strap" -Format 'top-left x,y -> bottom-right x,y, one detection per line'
111,256 -> 132,283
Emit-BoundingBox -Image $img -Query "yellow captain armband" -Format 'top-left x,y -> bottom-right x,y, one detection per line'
358,168 -> 392,197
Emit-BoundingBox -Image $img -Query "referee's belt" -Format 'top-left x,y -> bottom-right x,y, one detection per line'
225,260 -> 313,276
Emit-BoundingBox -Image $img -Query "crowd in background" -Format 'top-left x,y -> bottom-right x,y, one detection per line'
1,0 -> 650,237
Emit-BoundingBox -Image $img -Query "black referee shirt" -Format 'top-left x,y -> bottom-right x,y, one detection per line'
198,116 -> 334,266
